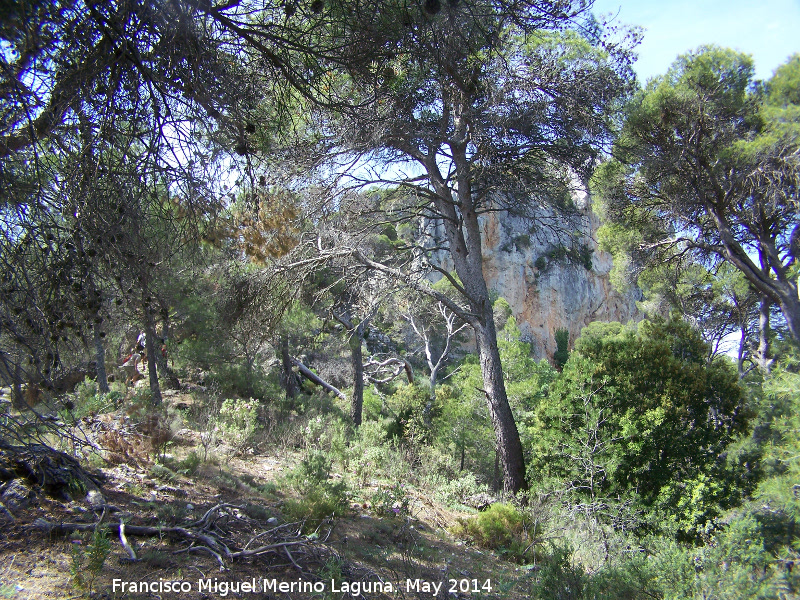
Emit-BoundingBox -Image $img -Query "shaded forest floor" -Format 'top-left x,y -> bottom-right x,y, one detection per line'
0,385 -> 531,600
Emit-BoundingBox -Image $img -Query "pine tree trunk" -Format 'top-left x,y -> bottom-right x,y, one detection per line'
758,296 -> 773,374
93,321 -> 109,394
279,335 -> 300,403
350,325 -> 364,427
144,308 -> 162,406
425,130 -> 529,493
475,319 -> 528,493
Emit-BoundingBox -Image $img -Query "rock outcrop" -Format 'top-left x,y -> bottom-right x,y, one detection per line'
423,193 -> 641,360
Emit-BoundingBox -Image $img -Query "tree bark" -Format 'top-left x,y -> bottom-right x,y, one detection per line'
424,139 -> 528,494
11,360 -> 25,411
93,321 -> 109,394
349,324 -> 365,427
758,296 -> 774,374
279,335 -> 300,402
143,306 -> 162,406
475,318 -> 528,492
155,310 -> 169,380
291,358 -> 346,399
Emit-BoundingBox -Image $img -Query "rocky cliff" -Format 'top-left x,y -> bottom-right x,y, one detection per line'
424,192 -> 641,360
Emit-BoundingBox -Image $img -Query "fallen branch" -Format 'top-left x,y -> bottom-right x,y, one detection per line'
118,520 -> 137,561
291,358 -> 346,399
230,540 -> 307,559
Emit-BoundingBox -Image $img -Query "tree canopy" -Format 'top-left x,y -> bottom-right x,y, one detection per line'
594,47 -> 800,341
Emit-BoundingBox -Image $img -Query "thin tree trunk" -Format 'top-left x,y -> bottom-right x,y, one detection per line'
144,307 -> 162,406
426,138 -> 528,493
425,366 -> 438,429
758,296 -> 773,374
93,321 -> 109,394
11,360 -> 25,410
155,334 -> 169,382
737,325 -> 746,378
350,325 -> 364,427
279,335 -> 300,403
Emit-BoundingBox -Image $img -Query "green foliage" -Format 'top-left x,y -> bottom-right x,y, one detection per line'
493,296 -> 513,331
766,54 -> 800,107
213,398 -> 259,457
178,450 -> 201,475
384,383 -> 434,443
531,319 -> 752,538
554,328 -> 569,369
67,380 -> 122,419
370,482 -> 410,518
283,450 -> 349,531
283,487 -> 347,533
594,47 -> 800,341
444,317 -> 557,482
452,503 -> 538,563
70,526 -> 111,595
435,472 -> 486,508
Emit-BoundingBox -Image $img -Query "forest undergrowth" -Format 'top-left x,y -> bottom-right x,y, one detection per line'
2,314 -> 799,600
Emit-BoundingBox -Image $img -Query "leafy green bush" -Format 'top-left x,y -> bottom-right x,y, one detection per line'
370,482 -> 410,518
282,451 -> 349,532
452,503 -> 537,563
213,398 -> 259,455
531,319 -> 752,539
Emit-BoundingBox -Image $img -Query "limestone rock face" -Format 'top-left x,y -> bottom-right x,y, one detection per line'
424,197 -> 641,360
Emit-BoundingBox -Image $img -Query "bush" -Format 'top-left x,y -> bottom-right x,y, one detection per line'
213,398 -> 259,456
531,319 -> 752,539
178,450 -> 201,475
282,451 -> 349,532
435,472 -> 485,507
68,380 -> 122,418
452,503 -> 538,563
370,482 -> 410,518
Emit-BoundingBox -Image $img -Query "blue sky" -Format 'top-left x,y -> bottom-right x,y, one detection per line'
590,0 -> 800,83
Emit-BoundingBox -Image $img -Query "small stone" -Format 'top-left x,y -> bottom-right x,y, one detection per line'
0,479 -> 35,510
186,503 -> 194,511
86,489 -> 105,508
267,517 -> 278,524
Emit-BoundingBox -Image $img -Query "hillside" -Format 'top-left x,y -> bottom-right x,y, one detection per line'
0,383 -> 537,600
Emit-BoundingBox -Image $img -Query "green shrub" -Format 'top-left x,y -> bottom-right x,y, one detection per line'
178,451 -> 201,475
370,482 -> 410,518
282,451 -> 349,532
68,380 -> 121,418
452,503 -> 537,563
70,525 -> 111,595
213,398 -> 259,456
529,544 -> 586,599
435,473 -> 484,507
283,487 -> 348,532
531,319 -> 752,539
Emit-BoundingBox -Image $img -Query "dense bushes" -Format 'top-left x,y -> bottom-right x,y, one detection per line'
530,319 -> 753,539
